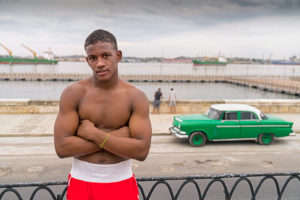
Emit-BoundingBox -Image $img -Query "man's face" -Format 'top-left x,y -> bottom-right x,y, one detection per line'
85,41 -> 122,82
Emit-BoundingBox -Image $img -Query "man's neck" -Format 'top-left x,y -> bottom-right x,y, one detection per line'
91,76 -> 120,90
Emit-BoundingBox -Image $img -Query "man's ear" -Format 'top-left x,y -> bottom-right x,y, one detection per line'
117,50 -> 122,62
86,57 -> 92,69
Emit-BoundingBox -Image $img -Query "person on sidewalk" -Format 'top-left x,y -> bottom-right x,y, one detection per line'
168,88 -> 177,113
54,29 -> 152,200
153,88 -> 163,114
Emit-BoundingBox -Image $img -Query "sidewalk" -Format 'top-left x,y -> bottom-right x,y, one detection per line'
0,114 -> 175,137
0,113 -> 299,137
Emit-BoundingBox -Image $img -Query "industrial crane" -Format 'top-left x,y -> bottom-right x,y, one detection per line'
0,42 -> 13,57
21,43 -> 37,58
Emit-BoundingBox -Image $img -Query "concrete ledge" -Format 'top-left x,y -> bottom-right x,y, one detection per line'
153,99 -> 300,114
1,99 -> 300,114
0,100 -> 59,114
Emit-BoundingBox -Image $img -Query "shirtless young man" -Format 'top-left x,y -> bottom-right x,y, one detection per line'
54,29 -> 152,200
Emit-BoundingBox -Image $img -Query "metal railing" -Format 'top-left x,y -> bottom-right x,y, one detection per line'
1,172 -> 300,200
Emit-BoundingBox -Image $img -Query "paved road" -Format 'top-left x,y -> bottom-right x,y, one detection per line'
1,134 -> 300,184
1,134 -> 300,199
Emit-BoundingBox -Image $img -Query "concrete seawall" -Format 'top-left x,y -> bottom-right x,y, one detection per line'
1,99 -> 300,114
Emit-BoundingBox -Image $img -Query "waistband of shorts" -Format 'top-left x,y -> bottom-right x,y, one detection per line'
70,158 -> 133,183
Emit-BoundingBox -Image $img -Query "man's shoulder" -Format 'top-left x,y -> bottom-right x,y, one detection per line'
120,82 -> 149,111
120,80 -> 147,99
66,79 -> 86,91
61,79 -> 89,99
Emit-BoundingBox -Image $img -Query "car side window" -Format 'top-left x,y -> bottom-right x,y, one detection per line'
251,113 -> 258,119
241,112 -> 258,120
223,112 -> 238,120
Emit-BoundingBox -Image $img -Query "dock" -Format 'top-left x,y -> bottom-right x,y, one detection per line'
0,72 -> 300,96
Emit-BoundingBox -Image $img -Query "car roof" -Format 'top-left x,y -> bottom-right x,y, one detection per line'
211,104 -> 261,115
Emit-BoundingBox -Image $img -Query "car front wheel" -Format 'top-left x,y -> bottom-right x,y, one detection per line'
189,132 -> 207,147
258,133 -> 274,145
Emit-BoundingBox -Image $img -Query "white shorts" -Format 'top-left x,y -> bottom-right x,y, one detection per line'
67,159 -> 139,200
170,100 -> 176,106
70,158 -> 133,183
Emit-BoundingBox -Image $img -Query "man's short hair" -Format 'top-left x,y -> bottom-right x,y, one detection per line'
84,29 -> 118,50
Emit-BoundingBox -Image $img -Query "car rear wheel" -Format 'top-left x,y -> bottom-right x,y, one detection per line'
189,132 -> 207,147
258,133 -> 274,145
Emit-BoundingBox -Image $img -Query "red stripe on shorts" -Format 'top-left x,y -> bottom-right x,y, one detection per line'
67,174 -> 139,200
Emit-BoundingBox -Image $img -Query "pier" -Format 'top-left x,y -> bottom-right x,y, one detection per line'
0,72 -> 300,96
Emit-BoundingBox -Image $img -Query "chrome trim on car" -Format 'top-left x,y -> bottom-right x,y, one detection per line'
221,120 -> 240,122
175,117 -> 183,122
260,125 -> 290,127
212,138 -> 257,141
172,126 -> 180,132
289,132 -> 296,136
174,132 -> 189,139
217,125 -> 291,128
217,125 -> 240,128
169,126 -> 188,139
240,125 -> 261,127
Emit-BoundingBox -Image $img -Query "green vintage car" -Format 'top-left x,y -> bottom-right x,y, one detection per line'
169,104 -> 295,147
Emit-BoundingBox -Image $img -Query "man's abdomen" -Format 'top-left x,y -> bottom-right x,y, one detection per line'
77,150 -> 127,164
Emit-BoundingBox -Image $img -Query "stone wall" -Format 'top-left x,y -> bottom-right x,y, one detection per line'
151,99 -> 300,114
1,99 -> 300,114
0,99 -> 59,114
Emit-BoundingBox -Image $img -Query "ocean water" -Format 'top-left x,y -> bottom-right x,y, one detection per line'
0,62 -> 299,100
0,80 -> 298,101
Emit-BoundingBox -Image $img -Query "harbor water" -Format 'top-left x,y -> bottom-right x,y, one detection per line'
0,62 -> 300,100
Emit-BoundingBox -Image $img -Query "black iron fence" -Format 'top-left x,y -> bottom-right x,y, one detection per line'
1,172 -> 300,200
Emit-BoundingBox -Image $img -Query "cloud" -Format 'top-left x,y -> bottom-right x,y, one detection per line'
0,0 -> 300,57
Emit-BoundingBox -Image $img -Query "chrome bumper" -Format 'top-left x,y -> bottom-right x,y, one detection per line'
289,132 -> 296,136
169,126 -> 188,139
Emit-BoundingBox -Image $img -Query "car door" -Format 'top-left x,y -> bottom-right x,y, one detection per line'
215,112 -> 240,139
239,111 -> 262,139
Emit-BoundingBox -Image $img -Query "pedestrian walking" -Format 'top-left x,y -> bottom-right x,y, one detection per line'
168,88 -> 177,113
153,88 -> 163,114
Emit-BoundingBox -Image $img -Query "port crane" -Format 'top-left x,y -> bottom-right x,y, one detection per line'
21,44 -> 37,58
0,42 -> 13,57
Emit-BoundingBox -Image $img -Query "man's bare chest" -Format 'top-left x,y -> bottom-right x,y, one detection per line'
78,91 -> 132,129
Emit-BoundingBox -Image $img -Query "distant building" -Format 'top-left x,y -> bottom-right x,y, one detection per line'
162,58 -> 192,63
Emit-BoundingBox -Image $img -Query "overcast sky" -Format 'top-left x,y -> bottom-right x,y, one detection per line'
1,0 -> 300,59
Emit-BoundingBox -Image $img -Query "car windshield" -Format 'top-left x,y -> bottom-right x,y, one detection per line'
261,112 -> 268,120
205,108 -> 222,120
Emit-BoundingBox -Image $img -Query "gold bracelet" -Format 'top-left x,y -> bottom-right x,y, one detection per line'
99,133 -> 110,149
